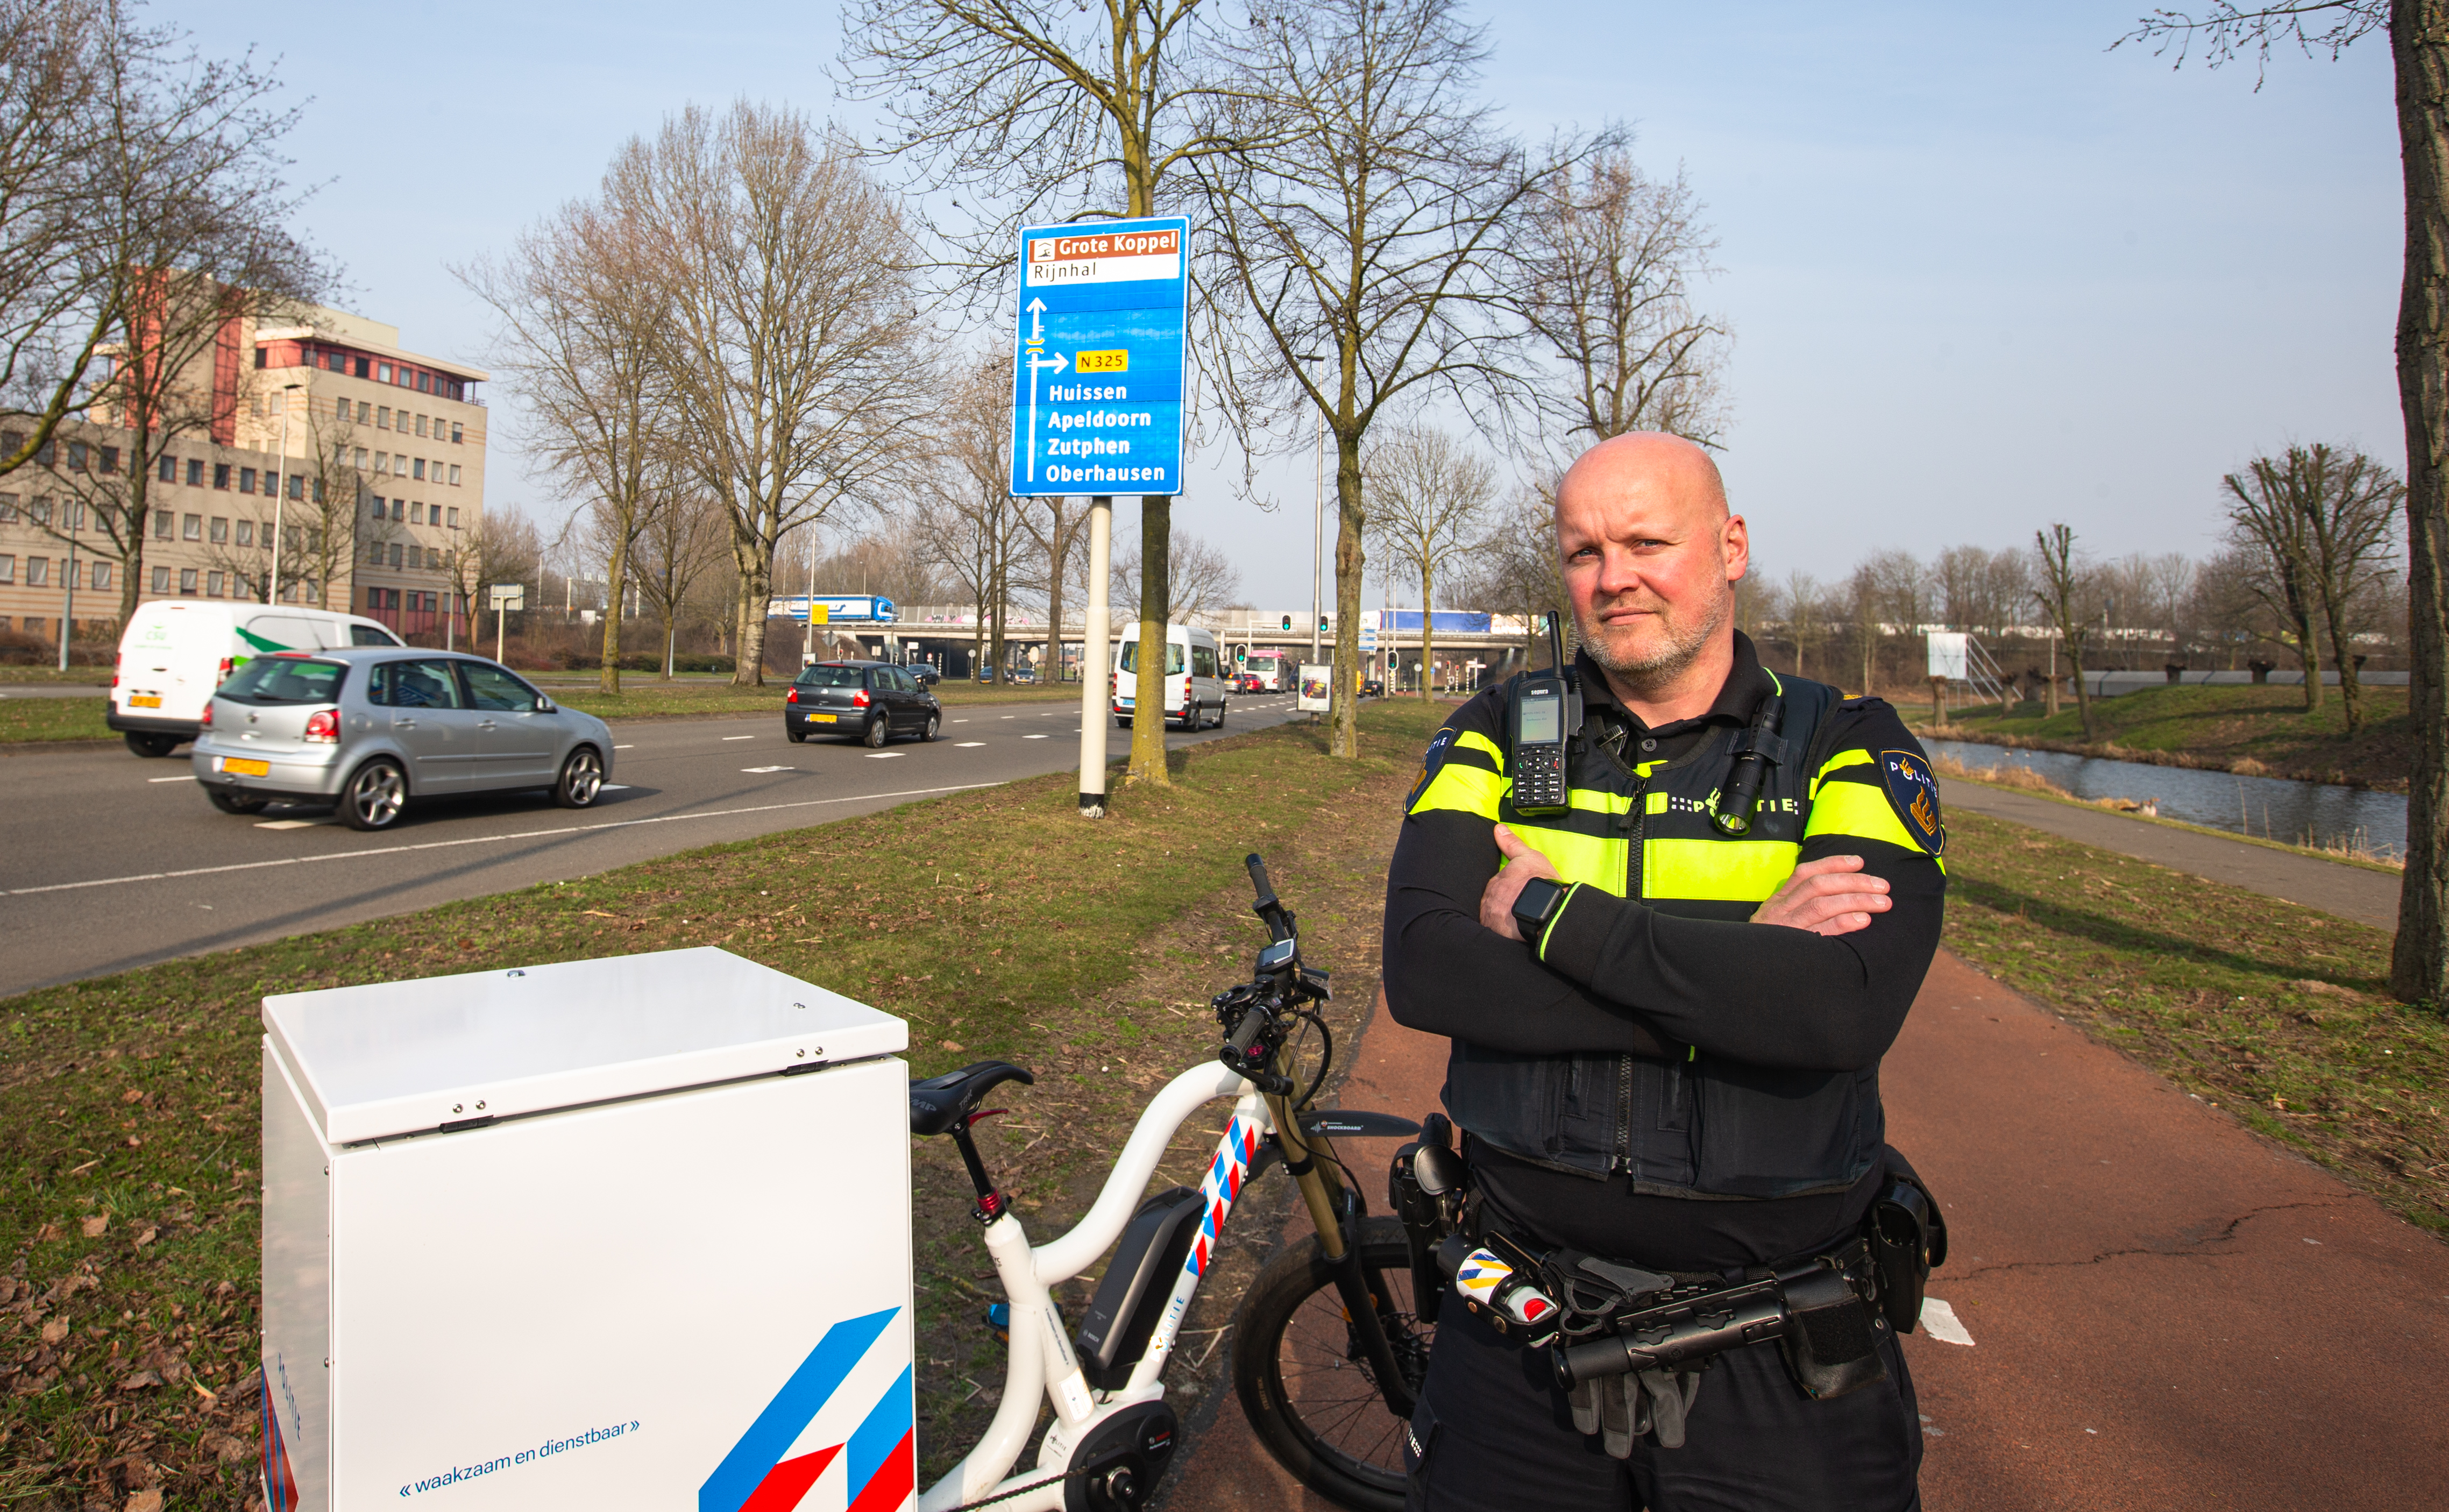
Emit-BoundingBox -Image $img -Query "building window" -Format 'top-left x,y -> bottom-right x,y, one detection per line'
151,565 -> 168,592
418,371 -> 432,394
213,463 -> 230,489
446,507 -> 459,527
355,357 -> 370,379
237,520 -> 254,547
26,496 -> 47,525
179,567 -> 197,594
100,446 -> 118,473
239,467 -> 256,494
412,458 -> 426,481
378,363 -> 392,384
181,514 -> 201,540
67,442 -> 88,471
413,414 -> 427,438
27,556 -> 47,586
254,347 -> 267,369
0,555 -> 12,584
408,501 -> 422,524
388,543 -> 403,568
187,458 -> 204,487
35,439 -> 52,465
209,517 -> 228,543
91,560 -> 109,591
207,571 -> 224,597
450,422 -> 464,444
365,541 -> 382,566
313,478 -> 323,503
288,474 -> 303,500
369,495 -> 385,519
157,455 -> 174,483
373,452 -> 388,475
354,400 -> 370,423
448,464 -> 462,486
153,511 -> 172,540
353,448 -> 367,469
390,498 -> 404,521
377,406 -> 391,430
0,494 -> 13,522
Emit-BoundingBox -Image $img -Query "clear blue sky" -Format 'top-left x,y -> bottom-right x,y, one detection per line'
178,0 -> 2403,608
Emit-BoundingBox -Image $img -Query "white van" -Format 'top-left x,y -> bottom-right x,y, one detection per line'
1112,623 -> 1228,730
108,600 -> 404,757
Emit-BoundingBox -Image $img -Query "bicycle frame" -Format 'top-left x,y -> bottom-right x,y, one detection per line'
917,1061 -> 1274,1511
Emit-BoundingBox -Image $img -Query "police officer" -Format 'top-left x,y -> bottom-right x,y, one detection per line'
1383,432 -> 1947,1510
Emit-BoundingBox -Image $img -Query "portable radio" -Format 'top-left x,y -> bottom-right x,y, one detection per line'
1510,613 -> 1577,816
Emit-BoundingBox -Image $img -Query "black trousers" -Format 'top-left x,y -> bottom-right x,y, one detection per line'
1403,1300 -> 1922,1512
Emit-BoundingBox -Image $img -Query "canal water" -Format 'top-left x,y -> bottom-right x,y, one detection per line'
1922,739 -> 2406,860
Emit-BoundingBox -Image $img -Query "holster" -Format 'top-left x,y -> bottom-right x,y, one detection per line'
1865,1144 -> 1949,1336
1773,1253 -> 1886,1400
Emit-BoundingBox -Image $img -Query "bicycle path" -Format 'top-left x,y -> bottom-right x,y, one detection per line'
1942,780 -> 2399,931
1160,951 -> 2449,1509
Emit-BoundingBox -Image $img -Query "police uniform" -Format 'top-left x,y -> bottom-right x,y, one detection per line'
1382,630 -> 1947,1512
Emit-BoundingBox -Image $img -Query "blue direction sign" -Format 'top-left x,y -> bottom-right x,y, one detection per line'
1007,216 -> 1188,497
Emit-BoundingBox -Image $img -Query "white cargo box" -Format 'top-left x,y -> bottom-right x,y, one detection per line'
261,947 -> 915,1512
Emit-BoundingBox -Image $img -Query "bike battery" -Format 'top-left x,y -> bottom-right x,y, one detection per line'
260,947 -> 913,1511
1075,1186 -> 1206,1392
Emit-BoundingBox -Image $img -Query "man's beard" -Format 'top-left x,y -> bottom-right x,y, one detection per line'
1578,585 -> 1731,693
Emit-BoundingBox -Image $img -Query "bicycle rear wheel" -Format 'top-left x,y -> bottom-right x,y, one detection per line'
1232,1216 -> 1432,1512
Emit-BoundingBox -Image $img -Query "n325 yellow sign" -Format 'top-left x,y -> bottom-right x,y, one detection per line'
1073,349 -> 1128,374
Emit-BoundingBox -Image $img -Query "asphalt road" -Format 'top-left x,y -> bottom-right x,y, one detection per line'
0,692 -> 1311,998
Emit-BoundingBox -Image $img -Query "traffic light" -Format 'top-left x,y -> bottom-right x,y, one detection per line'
1281,615 -> 1291,631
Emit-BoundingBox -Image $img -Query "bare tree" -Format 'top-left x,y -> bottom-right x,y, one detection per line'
920,353 -> 1037,683
1112,528 -> 1241,622
839,0 -> 1251,787
1517,147 -> 1730,448
459,153 -> 669,695
2224,450 -> 2331,710
1017,494 -> 1090,682
637,103 -> 927,688
2116,0 -> 2449,1013
1198,0 -> 1599,757
1781,569 -> 1827,679
2295,445 -> 2404,732
1364,424 -> 1496,701
2033,523 -> 2099,741
630,478 -> 735,677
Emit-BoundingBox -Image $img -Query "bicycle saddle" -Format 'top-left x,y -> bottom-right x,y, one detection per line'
909,1060 -> 1035,1136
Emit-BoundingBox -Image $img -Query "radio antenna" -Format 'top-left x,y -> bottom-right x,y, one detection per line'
1545,612 -> 1566,675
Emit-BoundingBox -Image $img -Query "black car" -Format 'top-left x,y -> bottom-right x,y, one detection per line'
785,661 -> 941,747
906,662 -> 942,687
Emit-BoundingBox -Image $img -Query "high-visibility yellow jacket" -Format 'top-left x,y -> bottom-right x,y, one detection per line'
1385,638 -> 1947,1198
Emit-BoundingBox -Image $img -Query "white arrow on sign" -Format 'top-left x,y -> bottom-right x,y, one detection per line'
1027,296 -> 1047,343
1025,347 -> 1067,483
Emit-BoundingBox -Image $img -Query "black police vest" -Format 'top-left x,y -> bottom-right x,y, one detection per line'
1442,672 -> 1887,1198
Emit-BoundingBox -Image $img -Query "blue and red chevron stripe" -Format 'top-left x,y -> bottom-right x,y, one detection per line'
701,1307 -> 912,1512
1184,1115 -> 1263,1279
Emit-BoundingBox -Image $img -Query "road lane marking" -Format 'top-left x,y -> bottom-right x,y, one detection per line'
741,765 -> 795,773
614,744 -> 635,749
954,742 -> 985,747
721,735 -> 755,741
1919,1298 -> 1975,1346
865,751 -> 904,758
999,715 -> 1015,720
1023,734 -> 1047,739
1,782 -> 1001,897
254,819 -> 321,830
147,776 -> 194,784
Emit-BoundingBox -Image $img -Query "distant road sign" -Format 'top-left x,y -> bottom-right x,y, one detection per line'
488,584 -> 525,610
1008,217 -> 1189,498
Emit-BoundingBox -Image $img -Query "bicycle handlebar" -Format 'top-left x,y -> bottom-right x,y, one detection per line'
1246,851 -> 1295,942
1226,1006 -> 1270,1058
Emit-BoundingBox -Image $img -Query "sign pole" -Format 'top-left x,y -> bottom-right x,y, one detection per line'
1078,495 -> 1113,816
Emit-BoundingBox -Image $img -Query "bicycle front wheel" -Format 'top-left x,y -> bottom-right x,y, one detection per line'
1232,1215 -> 1433,1512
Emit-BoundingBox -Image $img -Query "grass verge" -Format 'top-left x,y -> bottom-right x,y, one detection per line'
1920,682 -> 2409,790
0,698 -> 111,745
0,697 -> 1441,1509
1939,809 -> 2445,1234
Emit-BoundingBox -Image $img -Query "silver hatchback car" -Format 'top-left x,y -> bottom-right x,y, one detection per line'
190,648 -> 615,830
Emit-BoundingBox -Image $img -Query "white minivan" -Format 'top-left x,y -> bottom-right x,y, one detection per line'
1112,623 -> 1229,729
108,600 -> 404,757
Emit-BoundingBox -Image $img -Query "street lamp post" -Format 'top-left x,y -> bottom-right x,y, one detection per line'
444,519 -> 462,651
269,380 -> 304,604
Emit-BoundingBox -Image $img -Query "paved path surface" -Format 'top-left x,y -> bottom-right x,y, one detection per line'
1943,780 -> 2399,931
0,684 -> 106,698
0,693 -> 1308,998
1161,952 -> 2449,1510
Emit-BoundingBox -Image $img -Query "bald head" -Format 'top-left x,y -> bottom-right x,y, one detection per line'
1552,431 -> 1748,719
1556,432 -> 1729,523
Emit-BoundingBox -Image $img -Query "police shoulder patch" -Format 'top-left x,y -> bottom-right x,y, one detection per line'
1406,727 -> 1459,812
1878,749 -> 1944,854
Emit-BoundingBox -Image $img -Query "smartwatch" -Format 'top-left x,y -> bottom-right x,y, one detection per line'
1511,876 -> 1568,947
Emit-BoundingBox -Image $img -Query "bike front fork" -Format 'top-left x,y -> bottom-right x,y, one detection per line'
1263,1090 -> 1418,1420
